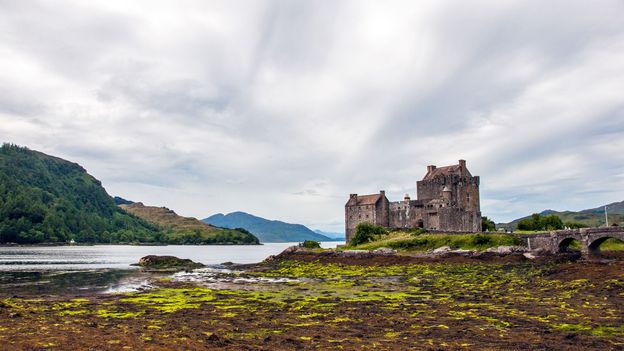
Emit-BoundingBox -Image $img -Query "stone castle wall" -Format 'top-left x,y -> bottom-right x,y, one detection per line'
345,204 -> 376,239
345,160 -> 481,243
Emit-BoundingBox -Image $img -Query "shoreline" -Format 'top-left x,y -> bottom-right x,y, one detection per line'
0,242 -> 266,247
1,250 -> 622,350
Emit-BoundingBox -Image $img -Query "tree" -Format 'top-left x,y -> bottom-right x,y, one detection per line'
542,214 -> 563,230
517,213 -> 563,231
350,223 -> 387,246
481,216 -> 496,232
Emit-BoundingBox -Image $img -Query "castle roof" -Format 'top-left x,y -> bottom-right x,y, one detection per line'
423,163 -> 472,180
354,194 -> 381,205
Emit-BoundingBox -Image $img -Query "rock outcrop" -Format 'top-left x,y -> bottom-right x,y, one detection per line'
136,255 -> 205,270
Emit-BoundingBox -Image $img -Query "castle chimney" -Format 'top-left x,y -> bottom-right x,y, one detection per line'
427,165 -> 436,173
404,194 -> 411,203
380,190 -> 385,197
350,194 -> 358,200
459,159 -> 466,169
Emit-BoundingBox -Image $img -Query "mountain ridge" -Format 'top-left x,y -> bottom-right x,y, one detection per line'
203,211 -> 335,243
498,200 -> 624,229
121,203 -> 259,245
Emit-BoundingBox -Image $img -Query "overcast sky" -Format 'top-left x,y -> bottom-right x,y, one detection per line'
1,0 -> 623,232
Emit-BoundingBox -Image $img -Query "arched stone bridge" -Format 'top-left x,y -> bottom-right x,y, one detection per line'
519,227 -> 624,257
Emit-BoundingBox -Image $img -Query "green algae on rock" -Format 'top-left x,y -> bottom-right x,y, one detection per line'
135,255 -> 205,270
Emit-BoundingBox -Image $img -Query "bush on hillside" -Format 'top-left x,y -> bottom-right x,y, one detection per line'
481,216 -> 496,232
517,213 -> 563,231
408,228 -> 428,236
301,240 -> 321,249
350,223 -> 388,246
384,233 -> 519,251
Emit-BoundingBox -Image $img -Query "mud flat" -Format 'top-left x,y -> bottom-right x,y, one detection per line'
0,249 -> 623,350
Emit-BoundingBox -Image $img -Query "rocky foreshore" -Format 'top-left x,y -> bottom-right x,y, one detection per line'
264,244 -> 579,265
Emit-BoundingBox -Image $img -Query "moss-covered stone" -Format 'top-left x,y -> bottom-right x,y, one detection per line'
136,255 -> 204,270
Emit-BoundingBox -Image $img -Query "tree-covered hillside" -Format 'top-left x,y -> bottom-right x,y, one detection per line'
499,206 -> 623,230
120,203 -> 259,245
0,144 -> 161,244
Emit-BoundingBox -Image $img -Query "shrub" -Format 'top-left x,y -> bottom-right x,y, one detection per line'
472,233 -> 491,246
350,223 -> 388,246
481,216 -> 496,232
301,240 -> 321,249
517,213 -> 563,231
409,228 -> 427,236
381,233 -> 519,251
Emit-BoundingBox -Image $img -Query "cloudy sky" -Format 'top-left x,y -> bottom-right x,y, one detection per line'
1,0 -> 623,232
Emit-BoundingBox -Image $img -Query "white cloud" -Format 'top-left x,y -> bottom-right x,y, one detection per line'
1,0 -> 623,231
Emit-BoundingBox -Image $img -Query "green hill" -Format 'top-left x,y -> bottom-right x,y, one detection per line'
203,212 -> 332,243
0,144 -> 160,244
120,203 -> 259,245
498,201 -> 624,230
584,201 -> 624,215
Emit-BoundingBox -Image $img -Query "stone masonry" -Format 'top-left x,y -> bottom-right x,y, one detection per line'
345,160 -> 481,242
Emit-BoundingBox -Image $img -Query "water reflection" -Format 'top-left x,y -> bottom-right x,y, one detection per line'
0,242 -> 343,295
0,269 -> 157,296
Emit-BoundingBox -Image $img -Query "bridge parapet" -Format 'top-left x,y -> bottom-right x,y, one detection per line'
519,227 -> 624,257
584,226 -> 622,235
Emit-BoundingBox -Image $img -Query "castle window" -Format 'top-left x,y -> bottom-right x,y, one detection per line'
359,215 -> 362,219
366,214 -> 369,218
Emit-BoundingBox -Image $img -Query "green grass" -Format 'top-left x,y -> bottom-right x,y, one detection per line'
512,230 -> 549,234
601,238 -> 624,251
344,231 -> 520,251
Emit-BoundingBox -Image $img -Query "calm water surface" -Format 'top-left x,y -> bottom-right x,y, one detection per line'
0,242 -> 342,271
0,242 -> 343,295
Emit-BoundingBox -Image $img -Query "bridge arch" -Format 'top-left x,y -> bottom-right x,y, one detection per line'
587,233 -> 624,256
558,237 -> 581,253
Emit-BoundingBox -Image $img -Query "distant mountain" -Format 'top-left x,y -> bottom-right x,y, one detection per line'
203,212 -> 332,243
313,229 -> 345,240
498,200 -> 624,230
0,144 -> 159,244
584,200 -> 624,215
121,203 -> 259,245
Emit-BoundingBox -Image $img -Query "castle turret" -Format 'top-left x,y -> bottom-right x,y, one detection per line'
442,186 -> 452,203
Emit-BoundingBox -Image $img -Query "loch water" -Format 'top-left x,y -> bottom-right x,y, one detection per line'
0,242 -> 343,296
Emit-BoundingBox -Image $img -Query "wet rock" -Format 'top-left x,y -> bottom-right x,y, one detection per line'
135,255 -> 204,270
263,255 -> 277,262
523,252 -> 537,260
449,249 -> 473,256
372,247 -> 397,255
281,246 -> 306,254
342,250 -> 370,257
485,246 -> 529,254
432,246 -> 452,254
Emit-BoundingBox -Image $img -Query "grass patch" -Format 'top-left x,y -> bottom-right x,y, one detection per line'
600,238 -> 624,251
344,231 -> 520,251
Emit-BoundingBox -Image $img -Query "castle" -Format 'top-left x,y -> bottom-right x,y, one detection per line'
345,160 -> 481,242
